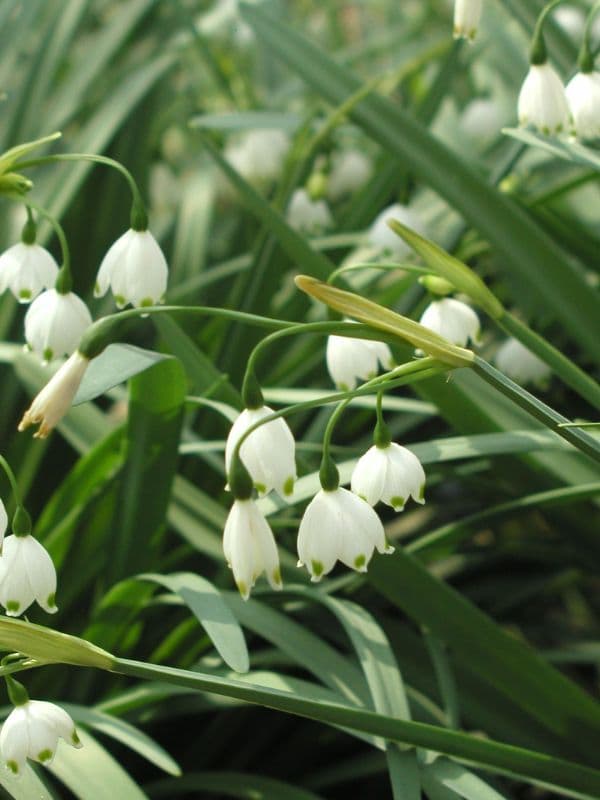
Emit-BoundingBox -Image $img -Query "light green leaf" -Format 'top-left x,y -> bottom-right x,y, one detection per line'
140,572 -> 250,674
74,345 -> 169,405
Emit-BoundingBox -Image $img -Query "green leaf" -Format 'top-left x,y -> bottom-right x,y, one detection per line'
114,656 -> 600,798
140,572 -> 250,674
190,110 -> 301,131
106,357 -> 186,582
148,770 -> 323,800
503,127 -> 600,171
48,727 -> 148,800
62,703 -> 180,776
422,758 -> 510,800
240,3 -> 600,360
74,345 -> 169,405
368,548 -> 600,767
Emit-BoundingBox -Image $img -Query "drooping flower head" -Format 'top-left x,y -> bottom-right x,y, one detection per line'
95,228 -> 168,309
352,442 -> 425,511
368,203 -> 426,259
0,242 -> 58,303
566,71 -> 600,140
494,337 -> 551,387
0,533 -> 57,616
297,486 -> 393,582
286,188 -> 333,235
326,328 -> 393,391
18,351 -> 90,439
223,499 -> 282,599
24,289 -> 92,363
224,129 -> 290,186
327,149 -> 372,201
518,63 -> 571,135
0,698 -> 81,775
453,0 -> 483,41
419,297 -> 480,348
225,405 -> 296,498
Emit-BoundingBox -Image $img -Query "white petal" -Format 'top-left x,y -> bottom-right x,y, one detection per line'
0,707 -> 29,774
286,189 -> 333,235
326,335 -> 381,390
453,0 -> 482,40
21,536 -> 57,613
223,501 -> 255,598
419,298 -> 479,347
327,150 -> 372,201
8,244 -> 58,303
23,709 -> 58,764
368,203 -> 426,258
95,229 -> 132,297
247,501 -> 282,591
297,491 -> 342,581
337,488 -> 389,561
351,446 -> 387,506
27,701 -> 79,747
494,337 -> 551,386
0,536 -> 35,615
0,500 -> 7,549
565,71 -> 600,141
384,444 -> 426,506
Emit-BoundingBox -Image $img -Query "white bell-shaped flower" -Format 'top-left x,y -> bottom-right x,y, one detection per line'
419,297 -> 480,347
0,534 -> 57,616
18,351 -> 90,439
0,700 -> 81,774
24,289 -> 92,363
453,0 -> 483,40
298,487 -> 393,581
95,228 -> 168,309
326,330 -> 393,391
223,499 -> 282,599
518,63 -> 571,135
494,337 -> 551,387
368,203 -> 426,259
225,405 -> 296,498
286,189 -> 333,235
565,71 -> 600,141
327,149 -> 372,201
351,443 -> 426,511
224,129 -> 290,186
0,243 -> 58,303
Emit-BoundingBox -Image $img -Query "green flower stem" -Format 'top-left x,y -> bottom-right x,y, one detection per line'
241,319 -> 402,408
472,356 -> 600,464
327,261 -> 430,285
0,455 -> 22,507
578,0 -> 600,71
112,656 -> 600,798
11,153 -> 148,230
77,305 -> 298,360
4,674 -> 28,706
530,0 -> 564,65
232,357 -> 445,488
374,391 -> 392,448
498,312 -> 600,412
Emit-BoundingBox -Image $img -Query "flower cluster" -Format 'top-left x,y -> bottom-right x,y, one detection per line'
517,5 -> 600,140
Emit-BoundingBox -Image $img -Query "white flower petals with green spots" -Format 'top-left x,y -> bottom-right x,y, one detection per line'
0,534 -> 57,616
0,242 -> 58,303
453,0 -> 482,41
24,289 -> 92,363
351,443 -> 426,511
0,700 -> 81,775
297,487 -> 393,582
95,228 -> 168,309
518,63 -> 571,136
495,337 -> 552,387
223,499 -> 282,600
225,405 -> 297,498
565,71 -> 600,141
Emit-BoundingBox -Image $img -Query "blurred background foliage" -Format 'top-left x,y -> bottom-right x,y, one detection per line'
0,0 -> 599,798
